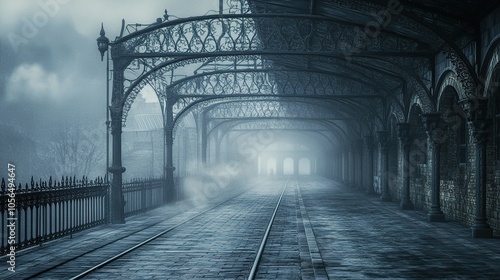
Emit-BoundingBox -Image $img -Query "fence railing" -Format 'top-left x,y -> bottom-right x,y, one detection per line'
0,176 -> 167,255
123,178 -> 166,217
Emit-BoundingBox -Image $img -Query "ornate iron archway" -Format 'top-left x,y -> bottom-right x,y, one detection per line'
103,0 -> 486,223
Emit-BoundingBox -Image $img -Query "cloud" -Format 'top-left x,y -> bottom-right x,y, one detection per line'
5,63 -> 63,102
0,0 -> 220,56
0,0 -> 220,120
65,0 -> 219,38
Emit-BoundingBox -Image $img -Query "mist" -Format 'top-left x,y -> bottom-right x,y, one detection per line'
0,0 -> 219,183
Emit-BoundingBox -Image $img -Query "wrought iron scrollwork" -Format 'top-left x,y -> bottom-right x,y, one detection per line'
443,49 -> 476,98
229,119 -> 333,131
206,100 -> 343,119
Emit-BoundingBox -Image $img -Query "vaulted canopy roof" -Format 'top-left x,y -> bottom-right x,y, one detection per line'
110,0 -> 500,146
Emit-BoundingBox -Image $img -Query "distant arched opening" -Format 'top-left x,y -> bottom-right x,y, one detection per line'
267,158 -> 277,175
298,158 -> 311,175
283,158 -> 294,175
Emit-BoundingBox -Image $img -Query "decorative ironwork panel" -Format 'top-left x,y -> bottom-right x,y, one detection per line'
171,69 -> 378,97
206,100 -> 343,119
229,119 -> 334,131
118,15 -> 419,57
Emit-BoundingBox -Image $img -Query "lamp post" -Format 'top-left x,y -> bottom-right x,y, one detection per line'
97,23 -> 110,184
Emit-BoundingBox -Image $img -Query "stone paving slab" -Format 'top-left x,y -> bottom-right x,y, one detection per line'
297,177 -> 500,279
85,179 -> 286,279
0,181 -> 253,279
255,180 -> 301,280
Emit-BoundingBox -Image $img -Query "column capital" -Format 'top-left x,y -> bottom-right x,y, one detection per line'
458,97 -> 487,121
421,113 -> 447,145
459,97 -> 491,144
421,113 -> 440,132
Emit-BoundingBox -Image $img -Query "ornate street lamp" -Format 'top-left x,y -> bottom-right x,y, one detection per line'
96,23 -> 109,61
97,23 -> 111,185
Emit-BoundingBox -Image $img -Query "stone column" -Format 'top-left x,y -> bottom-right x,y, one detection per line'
349,147 -> 356,188
397,123 -> 414,210
461,98 -> 492,238
350,145 -> 356,187
364,135 -> 375,194
422,113 -> 445,222
331,152 -> 337,179
344,151 -> 349,183
355,139 -> 364,190
378,131 -> 391,201
337,152 -> 344,181
471,127 -> 493,237
341,152 -> 346,182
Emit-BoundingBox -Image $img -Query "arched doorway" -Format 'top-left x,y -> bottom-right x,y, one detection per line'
267,158 -> 277,175
299,158 -> 311,175
438,85 -> 466,220
283,158 -> 294,175
408,104 -> 427,209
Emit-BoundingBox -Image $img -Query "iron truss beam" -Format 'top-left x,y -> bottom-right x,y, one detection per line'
170,69 -> 380,98
122,54 -> 400,124
109,11 -> 436,124
114,14 -> 425,54
173,96 -> 382,136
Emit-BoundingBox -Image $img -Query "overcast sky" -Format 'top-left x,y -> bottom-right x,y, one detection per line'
0,0 -> 219,135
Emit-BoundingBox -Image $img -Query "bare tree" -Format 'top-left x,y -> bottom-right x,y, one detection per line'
45,121 -> 105,179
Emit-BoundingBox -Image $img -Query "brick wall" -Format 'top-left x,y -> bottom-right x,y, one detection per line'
385,116 -> 500,234
381,9 -> 500,235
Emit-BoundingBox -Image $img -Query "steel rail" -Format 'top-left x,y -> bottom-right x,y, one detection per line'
24,180 -> 262,280
67,182 -> 260,280
248,177 -> 290,280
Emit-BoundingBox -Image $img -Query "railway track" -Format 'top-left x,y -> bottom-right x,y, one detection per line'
26,177 -> 298,279
248,177 -> 289,280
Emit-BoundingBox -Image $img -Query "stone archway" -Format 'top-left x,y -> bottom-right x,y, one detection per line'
437,84 -> 467,222
408,104 -> 428,210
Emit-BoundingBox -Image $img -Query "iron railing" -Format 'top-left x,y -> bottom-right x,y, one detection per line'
0,176 -> 108,255
123,178 -> 166,217
0,176 -> 167,255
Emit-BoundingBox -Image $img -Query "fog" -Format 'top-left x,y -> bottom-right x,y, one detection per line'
0,0 -> 219,183
0,0 -> 336,191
